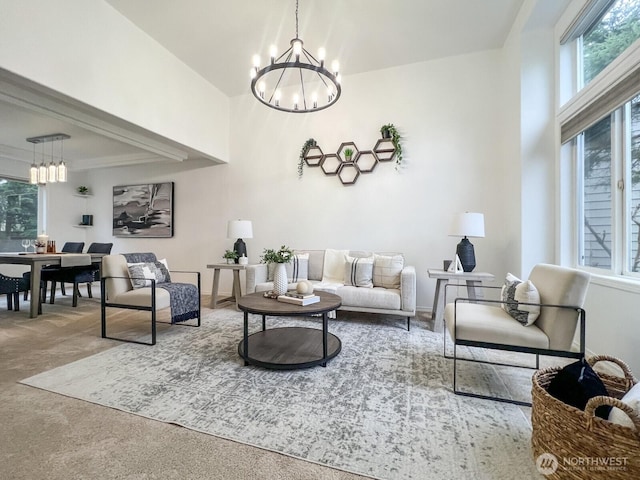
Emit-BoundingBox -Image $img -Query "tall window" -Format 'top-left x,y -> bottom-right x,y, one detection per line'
582,0 -> 640,85
579,116 -> 612,269
627,95 -> 640,271
0,178 -> 38,252
562,0 -> 640,276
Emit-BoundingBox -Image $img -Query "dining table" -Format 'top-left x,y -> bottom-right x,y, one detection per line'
0,252 -> 106,318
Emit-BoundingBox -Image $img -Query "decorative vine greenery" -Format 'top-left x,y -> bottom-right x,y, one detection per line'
380,123 -> 403,169
261,245 -> 294,264
298,138 -> 316,178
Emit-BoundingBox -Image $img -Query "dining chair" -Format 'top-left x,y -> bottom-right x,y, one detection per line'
47,242 -> 113,307
23,242 -> 85,302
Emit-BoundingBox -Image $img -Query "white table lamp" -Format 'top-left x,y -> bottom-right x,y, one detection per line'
227,220 -> 253,262
449,212 -> 485,272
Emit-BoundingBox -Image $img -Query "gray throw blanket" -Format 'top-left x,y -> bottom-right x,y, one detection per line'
123,253 -> 199,324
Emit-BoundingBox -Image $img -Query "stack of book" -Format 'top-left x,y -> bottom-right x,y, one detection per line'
277,291 -> 320,306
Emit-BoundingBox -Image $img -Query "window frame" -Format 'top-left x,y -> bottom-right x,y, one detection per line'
560,0 -> 640,280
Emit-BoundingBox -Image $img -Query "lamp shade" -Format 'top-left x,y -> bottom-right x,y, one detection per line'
227,220 -> 253,239
448,212 -> 485,238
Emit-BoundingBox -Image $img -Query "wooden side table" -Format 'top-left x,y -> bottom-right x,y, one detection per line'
207,263 -> 248,309
427,269 -> 495,331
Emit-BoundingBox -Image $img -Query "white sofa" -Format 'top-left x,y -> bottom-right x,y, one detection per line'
245,249 -> 416,329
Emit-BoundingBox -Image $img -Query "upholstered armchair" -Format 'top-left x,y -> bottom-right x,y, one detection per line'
443,263 -> 590,406
100,253 -> 201,345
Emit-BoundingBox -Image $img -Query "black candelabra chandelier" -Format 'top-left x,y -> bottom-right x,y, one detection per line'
250,0 -> 342,113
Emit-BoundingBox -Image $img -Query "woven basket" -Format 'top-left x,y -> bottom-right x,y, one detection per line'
532,355 -> 640,479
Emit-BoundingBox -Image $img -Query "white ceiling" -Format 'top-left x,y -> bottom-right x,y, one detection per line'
1,0 -> 527,172
106,0 -> 526,97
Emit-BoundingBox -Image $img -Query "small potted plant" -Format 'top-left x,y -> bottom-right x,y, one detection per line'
34,239 -> 47,254
77,185 -> 90,195
223,249 -> 239,264
379,123 -> 403,169
261,245 -> 294,295
344,147 -> 354,162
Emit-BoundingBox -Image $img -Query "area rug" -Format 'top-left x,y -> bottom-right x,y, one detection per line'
20,309 -> 541,480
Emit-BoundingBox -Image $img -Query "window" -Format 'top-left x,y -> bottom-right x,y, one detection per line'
579,115 -> 612,269
582,0 -> 640,86
575,95 -> 640,274
561,0 -> 640,276
0,178 -> 38,252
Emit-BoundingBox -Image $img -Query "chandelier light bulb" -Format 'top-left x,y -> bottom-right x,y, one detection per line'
327,85 -> 334,101
250,68 -> 257,79
274,89 -> 281,107
47,163 -> 57,183
252,54 -> 261,68
292,40 -> 302,58
38,163 -> 47,185
318,47 -> 326,64
269,45 -> 277,62
29,164 -> 38,185
293,93 -> 299,110
336,73 -> 342,84
57,161 -> 67,183
312,92 -> 318,108
258,81 -> 266,99
331,60 -> 340,75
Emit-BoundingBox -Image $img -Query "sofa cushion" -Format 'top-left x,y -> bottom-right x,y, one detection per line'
444,302 -> 549,349
344,255 -> 374,288
322,249 -> 348,283
337,285 -> 401,310
111,287 -> 171,309
373,254 -> 403,289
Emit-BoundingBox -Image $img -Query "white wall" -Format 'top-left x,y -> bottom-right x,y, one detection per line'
66,50 -> 511,309
0,0 -> 229,161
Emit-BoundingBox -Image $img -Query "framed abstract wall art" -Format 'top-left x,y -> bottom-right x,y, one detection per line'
112,182 -> 174,237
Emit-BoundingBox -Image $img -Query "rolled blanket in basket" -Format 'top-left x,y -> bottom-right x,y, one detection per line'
158,282 -> 199,323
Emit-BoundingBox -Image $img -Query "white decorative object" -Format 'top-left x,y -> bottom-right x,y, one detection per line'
238,255 -> 248,265
447,255 -> 464,273
296,281 -> 310,294
272,263 -> 288,295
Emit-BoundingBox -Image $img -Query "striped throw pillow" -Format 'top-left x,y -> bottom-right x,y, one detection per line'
344,255 -> 374,288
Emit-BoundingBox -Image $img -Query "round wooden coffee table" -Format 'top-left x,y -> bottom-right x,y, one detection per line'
237,291 -> 342,369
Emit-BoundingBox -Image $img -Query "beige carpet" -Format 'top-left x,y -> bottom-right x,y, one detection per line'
0,291 -> 370,480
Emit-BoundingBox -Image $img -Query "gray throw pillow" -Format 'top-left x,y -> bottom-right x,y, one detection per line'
127,262 -> 171,289
344,255 -> 374,288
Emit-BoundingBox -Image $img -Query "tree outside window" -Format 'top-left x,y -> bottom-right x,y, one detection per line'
0,178 -> 38,252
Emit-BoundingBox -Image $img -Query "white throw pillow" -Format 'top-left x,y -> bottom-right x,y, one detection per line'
344,255 -> 374,288
322,249 -> 348,283
608,382 -> 640,430
372,254 -> 403,289
500,273 -> 540,326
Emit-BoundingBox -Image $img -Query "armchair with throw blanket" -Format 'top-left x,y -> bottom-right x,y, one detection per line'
100,252 -> 201,345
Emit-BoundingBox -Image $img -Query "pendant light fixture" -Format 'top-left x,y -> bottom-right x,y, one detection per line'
250,0 -> 342,113
26,133 -> 70,185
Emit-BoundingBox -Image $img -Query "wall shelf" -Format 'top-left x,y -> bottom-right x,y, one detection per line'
73,193 -> 93,198
72,225 -> 92,229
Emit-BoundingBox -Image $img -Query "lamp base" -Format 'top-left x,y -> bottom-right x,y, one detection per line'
233,238 -> 247,264
456,237 -> 476,272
